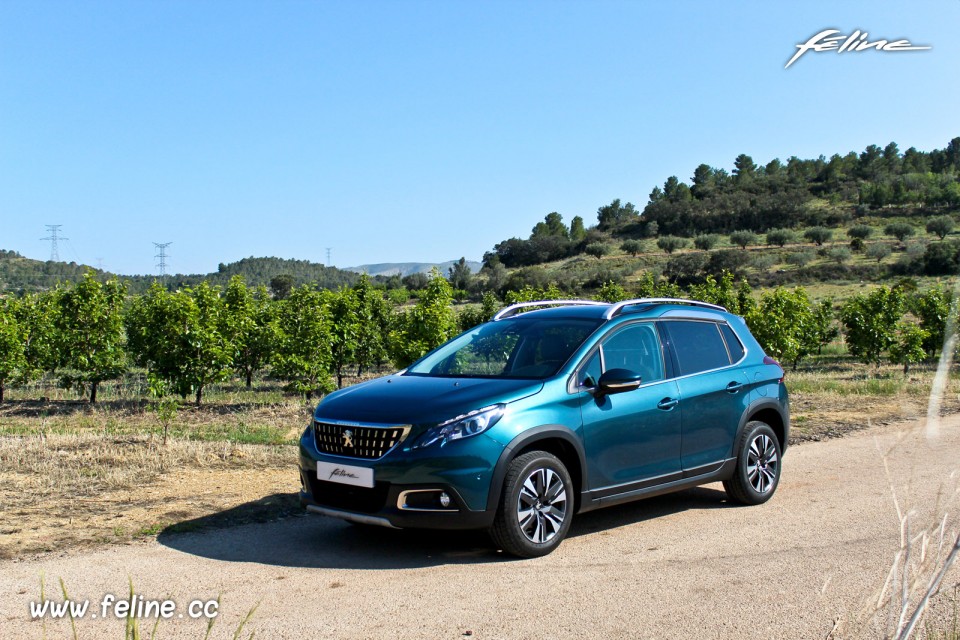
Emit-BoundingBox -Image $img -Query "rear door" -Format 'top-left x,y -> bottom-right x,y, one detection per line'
661,319 -> 750,473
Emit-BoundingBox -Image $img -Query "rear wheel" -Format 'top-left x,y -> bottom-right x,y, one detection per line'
724,421 -> 781,505
489,451 -> 573,558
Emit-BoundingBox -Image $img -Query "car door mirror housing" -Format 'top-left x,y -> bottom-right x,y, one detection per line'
597,368 -> 643,395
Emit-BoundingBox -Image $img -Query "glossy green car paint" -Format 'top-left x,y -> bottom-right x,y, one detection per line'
298,299 -> 790,556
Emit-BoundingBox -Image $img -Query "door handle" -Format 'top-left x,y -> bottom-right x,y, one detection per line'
726,381 -> 744,393
657,398 -> 679,410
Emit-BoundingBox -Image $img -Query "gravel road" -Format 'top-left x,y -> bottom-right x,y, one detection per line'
3,416 -> 959,639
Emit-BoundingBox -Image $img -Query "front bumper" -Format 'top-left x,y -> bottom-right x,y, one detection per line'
298,428 -> 503,530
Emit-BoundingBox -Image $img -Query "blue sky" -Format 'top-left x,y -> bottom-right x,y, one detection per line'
1,1 -> 957,275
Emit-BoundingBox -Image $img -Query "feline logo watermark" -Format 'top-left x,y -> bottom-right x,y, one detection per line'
785,29 -> 931,68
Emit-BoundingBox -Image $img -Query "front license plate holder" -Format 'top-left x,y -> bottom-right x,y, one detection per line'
316,461 -> 375,488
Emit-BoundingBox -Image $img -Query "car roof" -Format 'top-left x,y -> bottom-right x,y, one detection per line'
496,299 -> 731,323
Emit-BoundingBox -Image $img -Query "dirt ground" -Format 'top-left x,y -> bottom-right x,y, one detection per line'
2,415 -> 959,639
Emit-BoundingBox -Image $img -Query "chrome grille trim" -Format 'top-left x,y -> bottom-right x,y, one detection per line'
313,420 -> 411,460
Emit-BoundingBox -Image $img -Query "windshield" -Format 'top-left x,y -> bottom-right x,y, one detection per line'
406,317 -> 602,379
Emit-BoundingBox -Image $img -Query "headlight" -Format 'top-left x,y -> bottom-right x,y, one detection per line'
410,404 -> 505,449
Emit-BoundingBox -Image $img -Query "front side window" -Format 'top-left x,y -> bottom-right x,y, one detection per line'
600,323 -> 665,384
664,320 -> 731,376
576,322 -> 664,388
407,318 -> 602,379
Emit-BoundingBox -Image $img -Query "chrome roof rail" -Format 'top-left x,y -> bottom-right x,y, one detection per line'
492,299 -> 606,321
603,297 -> 727,320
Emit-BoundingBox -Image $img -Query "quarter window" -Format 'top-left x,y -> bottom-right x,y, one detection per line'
665,321 -> 731,376
719,323 -> 745,363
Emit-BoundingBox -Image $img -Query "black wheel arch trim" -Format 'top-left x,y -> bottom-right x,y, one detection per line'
486,425 -> 587,512
734,398 -> 790,456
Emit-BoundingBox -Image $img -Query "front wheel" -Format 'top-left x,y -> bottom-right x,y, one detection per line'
723,421 -> 782,505
489,451 -> 574,558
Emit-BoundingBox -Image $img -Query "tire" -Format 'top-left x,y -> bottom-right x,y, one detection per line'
489,451 -> 574,558
723,421 -> 782,505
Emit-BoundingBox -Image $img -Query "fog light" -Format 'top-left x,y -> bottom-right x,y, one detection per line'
439,492 -> 452,508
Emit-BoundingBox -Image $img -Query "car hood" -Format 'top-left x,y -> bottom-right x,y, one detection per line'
314,374 -> 544,425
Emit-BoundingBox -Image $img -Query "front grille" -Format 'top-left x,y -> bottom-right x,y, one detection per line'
313,421 -> 409,459
308,476 -> 390,513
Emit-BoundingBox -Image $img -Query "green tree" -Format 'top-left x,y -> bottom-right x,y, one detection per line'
910,286 -> 952,356
657,236 -> 688,254
827,247 -> 851,264
224,277 -> 278,387
885,222 -> 916,242
0,298 -> 26,402
269,274 -> 295,300
127,282 -> 234,405
569,216 -> 587,242
390,269 -> 458,368
596,199 -> 639,230
352,275 -> 393,374
787,250 -> 814,269
847,225 -> 873,240
326,287 -> 360,389
889,322 -> 929,375
804,227 -> 833,246
447,257 -> 473,292
810,299 -> 839,354
55,274 -> 128,403
14,291 -> 59,386
926,216 -> 955,240
531,212 -> 569,239
272,286 -> 335,397
766,229 -> 796,247
744,287 -> 818,369
866,243 -> 892,264
729,230 -> 759,250
585,242 -> 611,259
458,292 -> 501,332
694,234 -> 720,251
595,281 -> 629,303
840,287 -> 905,367
620,239 -> 644,256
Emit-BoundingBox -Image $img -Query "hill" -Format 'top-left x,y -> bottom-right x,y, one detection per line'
346,260 -> 482,278
0,251 -> 363,294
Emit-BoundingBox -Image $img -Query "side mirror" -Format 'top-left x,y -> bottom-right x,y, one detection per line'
597,368 -> 643,396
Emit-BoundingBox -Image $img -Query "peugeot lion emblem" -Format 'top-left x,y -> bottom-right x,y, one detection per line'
342,429 -> 354,448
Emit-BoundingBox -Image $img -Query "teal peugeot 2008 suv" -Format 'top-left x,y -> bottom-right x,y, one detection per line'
298,298 -> 790,557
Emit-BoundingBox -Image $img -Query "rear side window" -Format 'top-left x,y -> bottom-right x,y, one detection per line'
664,321 -> 731,376
719,323 -> 745,362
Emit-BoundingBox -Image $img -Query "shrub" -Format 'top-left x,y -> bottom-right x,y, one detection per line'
866,243 -> 892,264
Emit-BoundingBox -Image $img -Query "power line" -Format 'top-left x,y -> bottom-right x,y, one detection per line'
153,242 -> 172,277
41,225 -> 68,262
